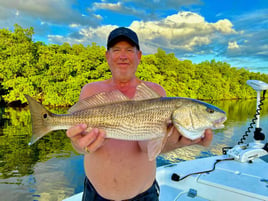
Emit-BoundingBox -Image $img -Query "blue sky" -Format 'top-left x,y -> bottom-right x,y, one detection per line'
0,0 -> 267,73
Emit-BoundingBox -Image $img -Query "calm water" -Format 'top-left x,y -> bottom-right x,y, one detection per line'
0,99 -> 268,201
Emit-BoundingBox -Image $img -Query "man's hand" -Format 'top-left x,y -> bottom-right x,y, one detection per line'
197,129 -> 213,147
161,126 -> 213,153
66,124 -> 106,154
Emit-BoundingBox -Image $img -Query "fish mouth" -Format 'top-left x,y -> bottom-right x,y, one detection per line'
212,117 -> 227,129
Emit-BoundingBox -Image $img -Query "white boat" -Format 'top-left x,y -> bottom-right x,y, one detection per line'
63,80 -> 268,201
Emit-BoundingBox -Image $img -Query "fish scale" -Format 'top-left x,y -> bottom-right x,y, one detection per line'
69,98 -> 172,140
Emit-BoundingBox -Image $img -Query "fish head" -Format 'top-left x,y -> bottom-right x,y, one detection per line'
172,100 -> 227,140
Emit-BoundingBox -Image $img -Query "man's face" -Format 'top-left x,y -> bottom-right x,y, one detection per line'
106,40 -> 142,82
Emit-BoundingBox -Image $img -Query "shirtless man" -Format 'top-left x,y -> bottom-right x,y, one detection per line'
66,27 -> 213,201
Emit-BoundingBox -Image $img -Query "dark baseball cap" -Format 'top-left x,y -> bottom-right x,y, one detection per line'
107,27 -> 140,50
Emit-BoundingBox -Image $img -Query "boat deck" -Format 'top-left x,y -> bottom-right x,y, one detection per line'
157,155 -> 268,201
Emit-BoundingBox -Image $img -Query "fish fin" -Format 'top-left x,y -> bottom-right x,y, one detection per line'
68,82 -> 160,113
147,137 -> 164,161
68,90 -> 129,113
147,125 -> 169,161
134,82 -> 162,100
24,95 -> 54,145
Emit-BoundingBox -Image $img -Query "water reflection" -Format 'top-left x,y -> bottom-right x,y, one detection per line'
0,99 -> 267,201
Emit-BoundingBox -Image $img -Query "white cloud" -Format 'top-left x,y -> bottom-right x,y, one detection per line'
228,41 -> 239,49
48,25 -> 117,46
214,19 -> 236,34
49,11 -> 238,57
130,12 -> 237,53
91,1 -> 149,20
227,9 -> 268,59
69,24 -> 80,28
93,2 -> 122,11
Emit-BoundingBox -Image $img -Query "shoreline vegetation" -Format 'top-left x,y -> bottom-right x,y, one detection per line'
1,25 -> 268,107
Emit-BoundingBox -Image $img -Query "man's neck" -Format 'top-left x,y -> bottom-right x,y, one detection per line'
109,77 -> 141,98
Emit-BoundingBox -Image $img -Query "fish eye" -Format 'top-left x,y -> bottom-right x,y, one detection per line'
43,113 -> 48,119
206,108 -> 215,113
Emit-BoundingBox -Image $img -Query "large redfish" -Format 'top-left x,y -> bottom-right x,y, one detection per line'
25,83 -> 226,160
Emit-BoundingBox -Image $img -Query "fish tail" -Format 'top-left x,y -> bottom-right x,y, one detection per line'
24,95 -> 54,145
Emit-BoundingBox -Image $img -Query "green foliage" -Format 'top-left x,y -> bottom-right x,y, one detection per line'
1,25 -> 268,106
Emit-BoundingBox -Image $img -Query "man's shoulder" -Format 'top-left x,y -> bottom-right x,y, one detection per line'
80,80 -> 110,99
142,81 -> 161,88
84,80 -> 107,88
142,81 -> 166,96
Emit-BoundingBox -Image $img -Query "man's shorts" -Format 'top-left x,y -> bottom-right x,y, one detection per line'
82,176 -> 160,201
